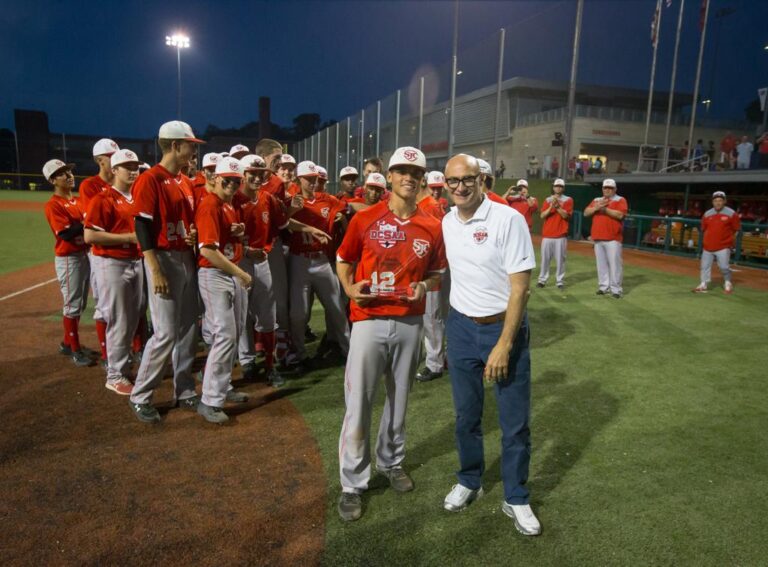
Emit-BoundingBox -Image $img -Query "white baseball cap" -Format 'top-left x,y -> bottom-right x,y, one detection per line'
110,149 -> 140,168
240,154 -> 267,171
712,190 -> 726,199
158,120 -> 205,143
139,162 -> 151,172
388,146 -> 426,170
202,153 -> 220,169
339,166 -> 358,179
602,178 -> 617,188
516,179 -> 529,188
317,166 -> 328,180
215,156 -> 244,178
229,144 -> 250,157
92,138 -> 119,157
279,154 -> 297,166
427,171 -> 445,187
476,158 -> 493,177
42,159 -> 74,180
219,152 -> 230,158
553,178 -> 565,187
296,160 -> 319,177
365,173 -> 387,188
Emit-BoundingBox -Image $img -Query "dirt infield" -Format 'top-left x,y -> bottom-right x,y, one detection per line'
0,266 -> 326,565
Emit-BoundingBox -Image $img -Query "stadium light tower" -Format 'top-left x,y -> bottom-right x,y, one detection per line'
165,33 -> 190,118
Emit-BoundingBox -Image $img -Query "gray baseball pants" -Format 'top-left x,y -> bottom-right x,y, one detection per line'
55,252 -> 89,317
701,248 -> 732,284
130,250 -> 199,405
238,256 -> 276,366
96,257 -> 144,382
289,253 -> 349,361
88,251 -> 104,321
538,237 -> 567,285
198,267 -> 246,408
422,270 -> 450,374
339,315 -> 422,494
267,237 -> 289,332
594,240 -> 623,295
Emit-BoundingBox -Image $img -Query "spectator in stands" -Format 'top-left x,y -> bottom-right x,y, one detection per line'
693,140 -> 705,170
736,136 -> 754,170
616,162 -> 629,174
719,132 -> 737,169
757,132 -> 768,169
707,140 -> 716,164
692,191 -> 740,294
593,157 -> 603,173
568,156 -> 576,178
582,157 -> 590,175
574,158 -> 583,180
498,160 -> 506,178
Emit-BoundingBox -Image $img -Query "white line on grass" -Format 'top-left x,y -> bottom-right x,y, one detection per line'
0,277 -> 58,302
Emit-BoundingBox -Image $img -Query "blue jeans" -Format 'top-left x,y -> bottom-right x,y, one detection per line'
446,308 -> 531,504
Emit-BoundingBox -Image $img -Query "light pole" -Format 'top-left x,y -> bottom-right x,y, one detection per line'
165,33 -> 190,119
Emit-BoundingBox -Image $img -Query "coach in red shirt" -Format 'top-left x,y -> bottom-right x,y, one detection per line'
584,178 -> 628,298
692,191 -> 741,294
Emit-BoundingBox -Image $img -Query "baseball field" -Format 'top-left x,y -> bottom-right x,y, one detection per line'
1,187 -> 766,566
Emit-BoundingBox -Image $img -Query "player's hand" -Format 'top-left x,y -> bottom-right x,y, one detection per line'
307,227 -> 331,245
230,223 -> 245,237
185,223 -> 197,247
289,195 -> 304,214
237,270 -> 253,290
402,281 -> 427,303
246,247 -> 267,262
347,279 -> 376,307
152,269 -> 170,296
484,342 -> 512,383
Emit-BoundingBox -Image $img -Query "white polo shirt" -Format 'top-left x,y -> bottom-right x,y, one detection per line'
442,196 -> 535,317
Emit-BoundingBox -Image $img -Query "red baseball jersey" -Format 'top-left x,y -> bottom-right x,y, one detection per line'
44,194 -> 87,256
487,191 -> 509,206
241,190 -> 289,253
192,183 -> 210,211
195,192 -> 243,268
288,193 -> 345,255
541,195 -> 574,238
701,206 -> 741,251
78,175 -> 110,212
417,195 -> 445,220
132,164 -> 196,251
85,187 -> 140,259
507,195 -> 538,229
589,195 -> 629,242
262,174 -> 286,201
337,201 -> 447,322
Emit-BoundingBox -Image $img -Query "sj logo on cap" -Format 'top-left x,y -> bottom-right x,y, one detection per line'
229,161 -> 239,172
403,149 -> 418,161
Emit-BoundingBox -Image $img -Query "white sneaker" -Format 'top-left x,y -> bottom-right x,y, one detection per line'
724,281 -> 733,294
692,283 -> 708,293
443,484 -> 483,512
501,502 -> 541,536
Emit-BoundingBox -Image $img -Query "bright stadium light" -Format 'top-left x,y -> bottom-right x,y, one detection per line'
165,33 -> 190,118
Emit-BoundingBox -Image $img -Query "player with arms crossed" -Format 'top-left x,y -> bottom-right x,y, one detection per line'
336,147 -> 446,522
128,121 -> 203,424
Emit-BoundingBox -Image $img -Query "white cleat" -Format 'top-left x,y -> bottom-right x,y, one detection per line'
443,484 -> 483,512
502,502 -> 542,536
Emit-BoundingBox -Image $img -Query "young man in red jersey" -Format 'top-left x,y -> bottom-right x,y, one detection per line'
537,178 -> 573,290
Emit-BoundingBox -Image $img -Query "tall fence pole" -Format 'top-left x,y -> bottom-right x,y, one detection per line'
563,0 -> 584,178
359,110 -> 365,171
492,28 -> 506,177
346,116 -> 351,167
686,0 -> 710,162
644,0 -> 663,146
335,122 -> 340,187
325,128 -> 330,169
448,0 -> 459,157
376,100 -> 381,156
663,0 -> 686,169
418,76 -> 425,148
395,90 -> 401,148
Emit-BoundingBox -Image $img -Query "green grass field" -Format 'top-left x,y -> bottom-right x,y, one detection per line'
2,190 -> 765,564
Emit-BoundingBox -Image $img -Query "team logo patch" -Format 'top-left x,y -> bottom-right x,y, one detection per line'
403,149 -> 418,161
229,161 -> 239,172
125,150 -> 136,160
412,239 -> 430,258
369,220 -> 406,249
473,226 -> 488,244
321,207 -> 330,218
110,141 -> 118,150
262,211 -> 269,223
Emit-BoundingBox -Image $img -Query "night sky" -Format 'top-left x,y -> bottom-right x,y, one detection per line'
2,0 -> 766,139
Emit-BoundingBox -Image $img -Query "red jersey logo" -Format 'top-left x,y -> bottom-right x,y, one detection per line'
321,207 -> 330,218
369,220 -> 406,249
412,239 -> 430,258
473,226 -> 488,244
262,211 -> 269,223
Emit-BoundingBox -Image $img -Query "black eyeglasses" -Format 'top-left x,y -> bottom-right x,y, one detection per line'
445,175 -> 480,189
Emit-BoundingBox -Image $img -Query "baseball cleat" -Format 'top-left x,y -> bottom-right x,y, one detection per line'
595,290 -> 607,296
197,402 -> 229,424
225,389 -> 249,403
338,492 -> 362,522
381,467 -> 414,492
267,368 -> 286,388
59,342 -> 72,356
415,367 -> 443,382
611,293 -> 622,299
129,401 -> 161,424
105,377 -> 133,396
444,484 -> 483,512
501,502 -> 542,536
692,283 -> 708,293
724,281 -> 733,294
72,350 -> 94,367
556,283 -> 565,290
176,395 -> 200,411
241,361 -> 259,381
535,282 -> 545,288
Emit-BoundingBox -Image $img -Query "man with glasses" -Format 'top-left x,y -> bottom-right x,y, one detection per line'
441,154 -> 540,536
129,121 -> 204,423
336,147 -> 446,522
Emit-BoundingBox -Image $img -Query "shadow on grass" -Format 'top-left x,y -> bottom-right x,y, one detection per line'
527,307 -> 576,350
622,273 -> 649,296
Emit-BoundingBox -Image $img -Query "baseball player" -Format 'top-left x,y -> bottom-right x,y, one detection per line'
344,173 -> 386,212
316,166 -> 328,192
584,178 -> 628,298
286,161 -> 350,371
229,144 -> 250,160
193,153 -> 220,209
83,149 -> 144,395
43,159 -> 93,367
195,157 -> 253,424
537,178 -> 573,289
506,180 -> 538,231
337,166 -> 359,203
477,158 -> 508,206
430,178 -> 450,214
693,190 -> 741,294
353,157 -> 384,198
128,120 -> 203,424
336,146 -> 446,522
80,138 -> 120,364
